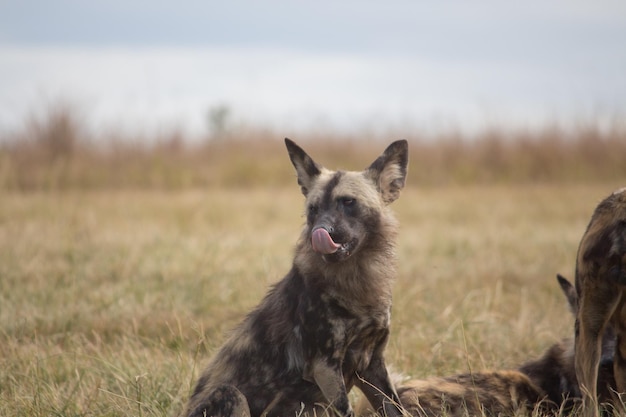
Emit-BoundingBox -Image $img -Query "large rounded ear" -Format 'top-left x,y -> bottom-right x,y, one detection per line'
557,273 -> 578,316
285,138 -> 322,196
365,139 -> 409,204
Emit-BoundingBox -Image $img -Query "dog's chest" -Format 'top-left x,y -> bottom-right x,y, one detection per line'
343,314 -> 390,373
299,291 -> 390,369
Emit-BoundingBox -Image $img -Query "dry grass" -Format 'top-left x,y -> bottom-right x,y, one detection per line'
1,180 -> 624,416
1,107 -> 625,415
1,107 -> 625,190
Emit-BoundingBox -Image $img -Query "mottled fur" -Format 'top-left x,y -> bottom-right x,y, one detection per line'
356,275 -> 617,417
574,188 -> 626,417
520,275 -> 616,413
184,138 -> 409,417
386,370 -> 546,417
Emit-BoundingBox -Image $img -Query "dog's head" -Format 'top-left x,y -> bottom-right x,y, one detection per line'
577,187 -> 626,285
285,138 -> 408,263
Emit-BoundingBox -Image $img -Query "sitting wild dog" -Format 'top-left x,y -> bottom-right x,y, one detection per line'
184,138 -> 409,417
356,274 -> 617,417
574,188 -> 626,417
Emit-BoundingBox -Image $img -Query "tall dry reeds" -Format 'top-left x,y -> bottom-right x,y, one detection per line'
1,107 -> 624,190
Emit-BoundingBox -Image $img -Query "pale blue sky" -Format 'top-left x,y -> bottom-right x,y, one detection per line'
1,1 -> 625,137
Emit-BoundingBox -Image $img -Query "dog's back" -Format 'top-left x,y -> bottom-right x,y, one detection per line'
394,370 -> 546,417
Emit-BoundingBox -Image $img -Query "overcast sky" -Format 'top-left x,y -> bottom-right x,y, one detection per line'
1,1 -> 625,137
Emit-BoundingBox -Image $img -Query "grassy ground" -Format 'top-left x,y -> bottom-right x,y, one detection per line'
1,181 -> 623,416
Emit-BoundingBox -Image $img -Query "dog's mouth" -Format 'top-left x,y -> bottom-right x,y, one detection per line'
311,227 -> 357,261
312,227 -> 341,254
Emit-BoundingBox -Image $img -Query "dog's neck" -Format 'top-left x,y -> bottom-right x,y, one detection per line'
294,239 -> 396,311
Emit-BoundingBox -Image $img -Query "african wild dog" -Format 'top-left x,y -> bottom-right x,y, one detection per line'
519,275 -> 616,414
574,188 -> 626,417
387,371 -> 547,417
184,138 -> 409,417
356,274 -> 617,417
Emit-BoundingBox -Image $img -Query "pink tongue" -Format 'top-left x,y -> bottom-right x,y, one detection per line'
312,228 -> 341,254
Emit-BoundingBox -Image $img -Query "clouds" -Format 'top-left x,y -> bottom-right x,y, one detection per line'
4,1 -> 626,54
0,1 -> 625,136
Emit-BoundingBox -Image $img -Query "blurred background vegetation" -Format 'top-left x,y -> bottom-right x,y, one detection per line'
0,105 -> 624,191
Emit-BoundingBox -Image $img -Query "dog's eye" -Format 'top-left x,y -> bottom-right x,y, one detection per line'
308,205 -> 318,215
341,198 -> 355,207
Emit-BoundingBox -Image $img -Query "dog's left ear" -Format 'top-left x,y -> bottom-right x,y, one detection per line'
285,138 -> 322,196
366,140 -> 409,204
557,273 -> 578,315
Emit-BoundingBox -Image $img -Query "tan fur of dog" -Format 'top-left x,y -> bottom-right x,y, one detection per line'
356,275 -> 618,417
183,139 -> 409,417
574,188 -> 626,417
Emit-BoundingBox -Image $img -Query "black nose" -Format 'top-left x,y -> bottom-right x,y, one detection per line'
314,219 -> 334,235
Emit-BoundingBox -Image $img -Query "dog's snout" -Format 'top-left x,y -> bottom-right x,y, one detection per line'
314,218 -> 335,235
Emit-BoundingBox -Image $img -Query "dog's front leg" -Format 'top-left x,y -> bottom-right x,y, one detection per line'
355,332 -> 403,417
356,360 -> 402,417
612,300 -> 626,416
576,279 -> 620,417
308,358 -> 353,417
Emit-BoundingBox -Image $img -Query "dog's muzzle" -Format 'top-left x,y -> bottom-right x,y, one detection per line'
311,227 -> 341,254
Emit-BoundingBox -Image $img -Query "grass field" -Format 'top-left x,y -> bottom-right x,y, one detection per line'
1,109 -> 625,416
1,178 -> 624,416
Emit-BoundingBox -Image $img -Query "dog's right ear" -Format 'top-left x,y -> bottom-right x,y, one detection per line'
557,273 -> 579,316
285,138 -> 322,196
